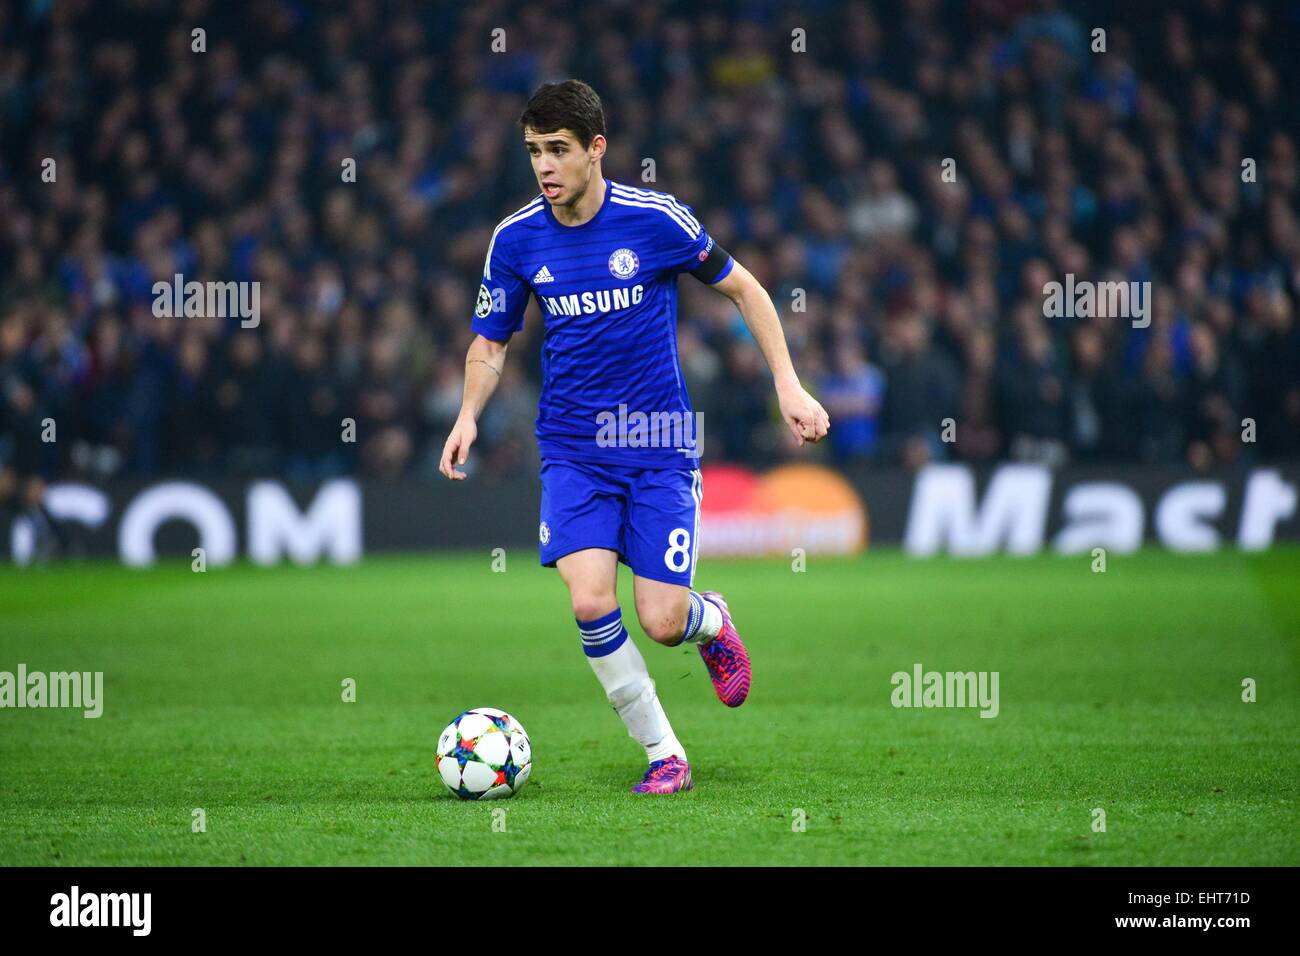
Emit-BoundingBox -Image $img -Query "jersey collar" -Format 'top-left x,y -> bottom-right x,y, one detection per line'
543,177 -> 611,230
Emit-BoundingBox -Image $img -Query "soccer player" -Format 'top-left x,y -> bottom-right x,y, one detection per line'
440,80 -> 829,794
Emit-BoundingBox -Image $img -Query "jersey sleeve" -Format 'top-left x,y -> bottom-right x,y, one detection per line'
657,195 -> 735,284
470,228 -> 530,341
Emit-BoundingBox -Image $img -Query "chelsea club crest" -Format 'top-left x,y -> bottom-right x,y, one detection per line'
608,248 -> 639,279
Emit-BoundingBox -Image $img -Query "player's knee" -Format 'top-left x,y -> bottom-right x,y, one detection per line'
637,606 -> 685,646
570,593 -> 618,624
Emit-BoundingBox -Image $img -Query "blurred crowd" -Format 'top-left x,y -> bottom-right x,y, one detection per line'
2,0 -> 1299,499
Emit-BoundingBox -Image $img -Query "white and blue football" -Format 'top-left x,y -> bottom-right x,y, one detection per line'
436,707 -> 532,800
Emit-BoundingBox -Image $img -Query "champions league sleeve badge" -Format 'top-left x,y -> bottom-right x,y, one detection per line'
475,283 -> 493,318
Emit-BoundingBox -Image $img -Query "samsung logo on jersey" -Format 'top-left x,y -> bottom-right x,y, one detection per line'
543,284 -> 645,317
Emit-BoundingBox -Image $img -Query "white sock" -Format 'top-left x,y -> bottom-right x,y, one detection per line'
580,608 -> 686,764
680,591 -> 724,645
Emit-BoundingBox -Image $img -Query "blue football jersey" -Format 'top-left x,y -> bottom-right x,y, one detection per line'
471,179 -> 734,469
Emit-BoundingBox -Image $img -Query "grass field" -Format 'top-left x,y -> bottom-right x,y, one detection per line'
1,547 -> 1297,866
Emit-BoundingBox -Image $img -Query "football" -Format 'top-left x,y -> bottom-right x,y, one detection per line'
435,707 -> 532,800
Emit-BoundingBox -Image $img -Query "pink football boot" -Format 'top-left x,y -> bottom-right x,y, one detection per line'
632,756 -> 693,794
698,591 -> 751,707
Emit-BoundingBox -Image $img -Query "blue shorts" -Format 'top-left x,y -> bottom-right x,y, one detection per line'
538,459 -> 702,587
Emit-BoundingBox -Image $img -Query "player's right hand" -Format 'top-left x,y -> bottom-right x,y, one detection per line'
439,417 -> 478,480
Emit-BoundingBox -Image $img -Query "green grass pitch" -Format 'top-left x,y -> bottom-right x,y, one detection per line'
1,547 -> 1297,866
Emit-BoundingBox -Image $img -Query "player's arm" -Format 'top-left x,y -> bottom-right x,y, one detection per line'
439,334 -> 508,480
442,222 -> 531,481
710,259 -> 830,446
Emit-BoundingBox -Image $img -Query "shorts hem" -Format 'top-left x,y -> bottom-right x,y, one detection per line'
625,564 -> 693,588
541,543 -> 626,569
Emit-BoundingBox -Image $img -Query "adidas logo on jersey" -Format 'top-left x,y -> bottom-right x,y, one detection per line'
533,265 -> 555,283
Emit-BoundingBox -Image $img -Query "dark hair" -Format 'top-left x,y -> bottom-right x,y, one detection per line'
518,80 -> 605,149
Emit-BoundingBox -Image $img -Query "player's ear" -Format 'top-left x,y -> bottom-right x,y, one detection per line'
589,134 -> 607,162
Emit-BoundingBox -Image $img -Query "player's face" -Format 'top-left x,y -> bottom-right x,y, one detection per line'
523,128 -> 603,206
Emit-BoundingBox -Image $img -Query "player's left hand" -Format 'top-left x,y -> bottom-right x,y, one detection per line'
777,382 -> 830,446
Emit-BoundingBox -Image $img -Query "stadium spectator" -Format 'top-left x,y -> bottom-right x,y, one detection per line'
1,0 -> 1297,484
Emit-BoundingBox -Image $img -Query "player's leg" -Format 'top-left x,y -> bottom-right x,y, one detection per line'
555,549 -> 691,793
627,467 -> 751,707
632,575 -> 715,646
540,460 -> 690,792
